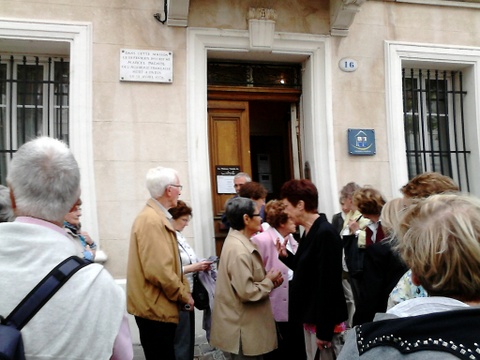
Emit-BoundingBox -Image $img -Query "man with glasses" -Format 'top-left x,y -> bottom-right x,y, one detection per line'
127,166 -> 193,360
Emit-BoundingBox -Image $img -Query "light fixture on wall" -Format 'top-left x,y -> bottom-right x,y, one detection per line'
248,7 -> 277,51
154,0 -> 168,24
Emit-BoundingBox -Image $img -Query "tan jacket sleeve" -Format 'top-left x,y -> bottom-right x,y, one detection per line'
229,250 -> 274,303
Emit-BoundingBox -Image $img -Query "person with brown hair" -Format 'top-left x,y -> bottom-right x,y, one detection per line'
252,200 -> 306,360
352,187 -> 387,247
278,179 -> 347,360
351,198 -> 408,325
169,200 -> 213,360
400,171 -> 459,199
345,187 -> 386,324
339,194 -> 480,359
239,181 -> 268,226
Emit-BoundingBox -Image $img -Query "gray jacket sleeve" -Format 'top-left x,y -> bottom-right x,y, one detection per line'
337,328 -> 360,360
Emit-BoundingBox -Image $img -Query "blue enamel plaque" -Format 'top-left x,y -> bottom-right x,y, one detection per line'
348,129 -> 376,156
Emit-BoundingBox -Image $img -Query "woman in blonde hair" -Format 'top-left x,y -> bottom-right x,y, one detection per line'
339,194 -> 480,359
388,172 -> 459,308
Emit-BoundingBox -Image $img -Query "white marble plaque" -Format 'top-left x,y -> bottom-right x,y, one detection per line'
120,49 -> 173,83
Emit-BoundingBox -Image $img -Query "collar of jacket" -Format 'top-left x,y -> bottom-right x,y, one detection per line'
266,226 -> 297,250
229,229 -> 259,254
356,307 -> 480,359
146,198 -> 176,233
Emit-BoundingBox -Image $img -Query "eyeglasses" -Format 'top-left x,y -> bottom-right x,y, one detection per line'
169,184 -> 183,191
251,213 -> 262,217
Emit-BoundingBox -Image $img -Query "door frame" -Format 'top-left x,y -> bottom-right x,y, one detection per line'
187,28 -> 338,258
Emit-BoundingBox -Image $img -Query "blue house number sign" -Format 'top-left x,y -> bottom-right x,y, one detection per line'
348,129 -> 376,156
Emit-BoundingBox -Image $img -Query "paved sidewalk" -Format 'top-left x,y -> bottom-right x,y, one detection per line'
132,333 -> 231,360
130,309 -> 231,360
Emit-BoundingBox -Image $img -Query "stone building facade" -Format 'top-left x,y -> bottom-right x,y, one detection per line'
1,0 -> 480,279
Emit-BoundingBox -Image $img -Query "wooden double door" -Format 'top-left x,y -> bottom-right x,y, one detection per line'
208,87 -> 302,255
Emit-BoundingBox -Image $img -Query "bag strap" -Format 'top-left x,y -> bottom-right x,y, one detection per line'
4,256 -> 90,330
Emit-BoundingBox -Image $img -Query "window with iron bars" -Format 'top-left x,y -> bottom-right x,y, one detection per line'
0,55 -> 69,185
402,68 -> 470,192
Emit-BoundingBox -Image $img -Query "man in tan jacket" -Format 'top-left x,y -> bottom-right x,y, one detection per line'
127,166 -> 193,360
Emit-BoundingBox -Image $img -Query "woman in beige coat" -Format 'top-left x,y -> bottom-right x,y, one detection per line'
210,197 -> 284,359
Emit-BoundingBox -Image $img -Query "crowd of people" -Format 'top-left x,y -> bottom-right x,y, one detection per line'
1,136 -> 479,360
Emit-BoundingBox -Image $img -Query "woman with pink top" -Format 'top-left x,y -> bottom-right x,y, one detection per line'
252,200 -> 306,360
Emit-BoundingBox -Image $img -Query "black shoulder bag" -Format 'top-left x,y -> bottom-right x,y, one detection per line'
0,256 -> 90,360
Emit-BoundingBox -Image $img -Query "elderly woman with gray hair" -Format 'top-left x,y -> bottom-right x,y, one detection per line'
0,185 -> 14,222
339,193 -> 480,359
210,197 -> 284,360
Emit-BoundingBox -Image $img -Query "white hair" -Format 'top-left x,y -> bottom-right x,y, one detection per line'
146,167 -> 178,198
6,137 -> 80,223
234,172 -> 251,182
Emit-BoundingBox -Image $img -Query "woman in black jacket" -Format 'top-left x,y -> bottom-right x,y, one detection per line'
278,179 -> 348,360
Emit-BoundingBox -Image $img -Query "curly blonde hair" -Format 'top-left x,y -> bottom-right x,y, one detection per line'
401,172 -> 459,199
380,198 -> 406,237
396,194 -> 480,301
264,200 -> 289,229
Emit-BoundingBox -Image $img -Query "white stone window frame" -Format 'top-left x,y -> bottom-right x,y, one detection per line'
385,41 -> 480,197
0,19 -> 101,254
